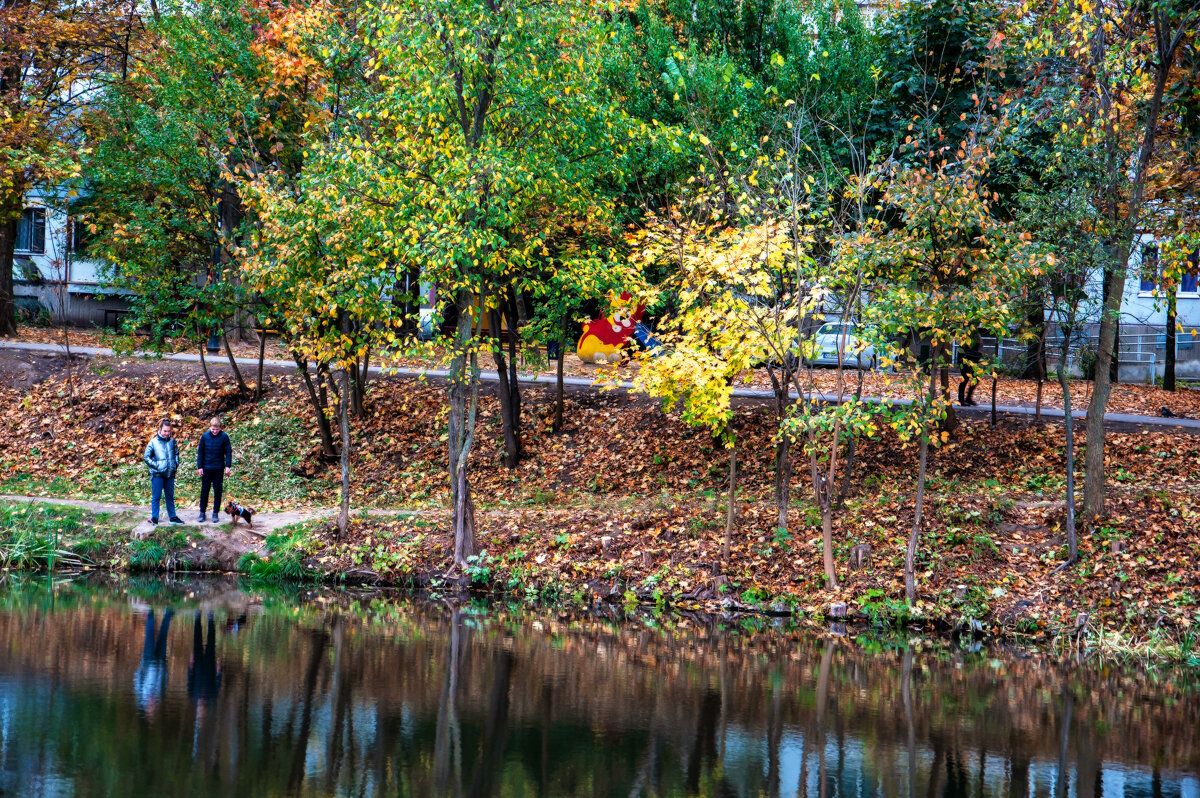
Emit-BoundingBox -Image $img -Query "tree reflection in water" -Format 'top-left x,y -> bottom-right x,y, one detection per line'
0,577 -> 1195,798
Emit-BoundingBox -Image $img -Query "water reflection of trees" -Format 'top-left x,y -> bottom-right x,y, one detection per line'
0,588 -> 1196,797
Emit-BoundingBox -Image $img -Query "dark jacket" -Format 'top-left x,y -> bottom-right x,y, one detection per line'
144,435 -> 180,478
196,430 -> 232,470
958,331 -> 983,365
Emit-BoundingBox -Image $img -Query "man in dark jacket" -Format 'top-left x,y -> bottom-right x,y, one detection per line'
196,415 -> 233,522
144,418 -> 182,525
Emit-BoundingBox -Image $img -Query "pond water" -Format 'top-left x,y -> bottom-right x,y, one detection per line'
0,575 -> 1196,798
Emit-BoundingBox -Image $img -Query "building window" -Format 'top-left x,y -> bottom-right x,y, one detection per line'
67,217 -> 92,254
1183,250 -> 1199,294
15,208 -> 46,254
1139,244 -> 1159,292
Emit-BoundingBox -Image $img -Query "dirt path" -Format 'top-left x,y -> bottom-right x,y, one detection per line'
0,494 -> 142,515
0,493 -> 431,554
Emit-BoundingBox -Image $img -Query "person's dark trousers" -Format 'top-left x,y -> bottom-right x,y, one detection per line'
143,608 -> 173,661
200,469 -> 225,515
150,475 -> 177,522
959,360 -> 976,403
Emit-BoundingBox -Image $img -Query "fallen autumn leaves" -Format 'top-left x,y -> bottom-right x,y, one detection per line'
0,355 -> 1197,650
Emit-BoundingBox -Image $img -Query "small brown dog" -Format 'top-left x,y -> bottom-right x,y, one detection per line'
223,501 -> 255,529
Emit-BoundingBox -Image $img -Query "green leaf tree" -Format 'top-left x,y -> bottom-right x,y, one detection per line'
353,0 -> 640,567
849,145 -> 1040,601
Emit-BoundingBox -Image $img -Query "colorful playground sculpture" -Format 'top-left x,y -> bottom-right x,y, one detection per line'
577,292 -> 659,364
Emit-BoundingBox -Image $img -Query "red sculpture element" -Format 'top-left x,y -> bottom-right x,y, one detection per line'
576,292 -> 646,364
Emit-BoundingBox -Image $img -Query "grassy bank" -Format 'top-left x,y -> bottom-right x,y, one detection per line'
0,501 -> 239,573
1,364 -> 1198,660
0,407 -> 332,508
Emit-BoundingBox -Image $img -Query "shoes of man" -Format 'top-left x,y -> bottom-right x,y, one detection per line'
150,518 -> 159,525
169,517 -> 185,525
211,511 -> 220,522
198,513 -> 208,523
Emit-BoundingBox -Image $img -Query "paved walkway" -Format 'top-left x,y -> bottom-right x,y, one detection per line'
4,339 -> 1199,434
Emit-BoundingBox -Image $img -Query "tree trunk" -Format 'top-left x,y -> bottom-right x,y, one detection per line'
1056,689 -> 1074,798
939,364 -> 957,432
286,631 -> 329,794
773,435 -> 791,534
489,305 -> 520,468
1060,686 -> 1080,792
448,297 -> 480,569
433,611 -> 463,795
1102,261 -> 1121,383
199,342 -> 217,389
807,424 -> 841,590
51,244 -> 74,411
255,328 -> 267,400
347,338 -> 369,417
222,331 -> 249,393
815,640 -> 834,798
60,305 -> 75,412
337,368 -> 351,539
834,367 -> 867,511
1165,291 -> 1176,391
835,437 -> 856,512
1059,345 -> 1077,564
553,323 -> 566,433
1111,323 -> 1121,385
1021,299 -> 1046,381
722,440 -> 737,565
820,499 -> 837,590
0,184 -> 22,337
905,367 -> 937,602
766,682 -> 783,798
990,376 -> 998,427
465,650 -> 512,798
1084,257 -> 1125,523
358,346 -> 370,409
1033,317 -> 1048,423
902,649 -> 916,798
293,355 -> 337,458
325,619 -> 351,786
505,295 -> 521,453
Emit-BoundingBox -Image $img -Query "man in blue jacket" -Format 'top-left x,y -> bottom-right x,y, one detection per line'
144,418 -> 183,525
196,416 -> 233,523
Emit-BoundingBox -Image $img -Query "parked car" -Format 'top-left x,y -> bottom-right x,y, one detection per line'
809,322 -> 877,369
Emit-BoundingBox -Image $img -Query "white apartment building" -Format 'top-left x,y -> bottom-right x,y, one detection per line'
1112,234 -> 1200,381
12,189 -> 131,328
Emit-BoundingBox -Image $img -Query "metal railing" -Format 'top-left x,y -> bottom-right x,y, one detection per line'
976,327 -> 1200,384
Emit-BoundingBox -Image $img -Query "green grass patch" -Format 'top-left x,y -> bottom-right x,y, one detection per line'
239,520 -> 322,583
0,472 -> 82,499
3,413 -> 333,507
0,501 -> 135,570
124,529 -> 191,570
222,414 -> 335,504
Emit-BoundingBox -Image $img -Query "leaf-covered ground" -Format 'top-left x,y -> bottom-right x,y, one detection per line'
1,352 -> 1197,649
11,327 -> 1200,418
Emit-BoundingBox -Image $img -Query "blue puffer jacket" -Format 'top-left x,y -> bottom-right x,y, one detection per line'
143,435 -> 180,478
196,430 -> 232,470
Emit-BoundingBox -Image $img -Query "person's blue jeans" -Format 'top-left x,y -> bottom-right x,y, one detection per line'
150,475 -> 177,522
